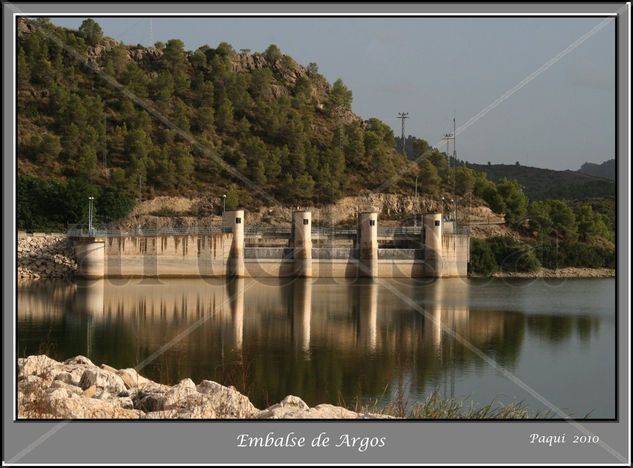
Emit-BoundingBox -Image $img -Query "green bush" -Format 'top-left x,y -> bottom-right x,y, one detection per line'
535,242 -> 615,269
17,175 -> 135,231
469,238 -> 498,275
486,236 -> 541,273
98,186 -> 136,223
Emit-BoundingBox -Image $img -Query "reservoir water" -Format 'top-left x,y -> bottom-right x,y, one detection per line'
17,277 -> 616,418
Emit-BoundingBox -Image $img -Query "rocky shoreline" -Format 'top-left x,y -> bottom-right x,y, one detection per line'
17,355 -> 390,419
17,234 -> 77,280
489,267 -> 615,279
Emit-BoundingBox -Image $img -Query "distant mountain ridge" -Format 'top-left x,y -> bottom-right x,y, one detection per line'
466,162 -> 615,201
577,159 -> 615,180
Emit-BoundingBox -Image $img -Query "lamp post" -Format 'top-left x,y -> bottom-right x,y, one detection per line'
222,194 -> 227,213
88,196 -> 95,236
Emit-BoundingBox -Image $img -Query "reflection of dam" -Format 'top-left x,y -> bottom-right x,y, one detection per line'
292,279 -> 312,352
17,278 -> 613,415
20,278 -> 602,379
19,278 -> 533,361
423,277 -> 470,353
229,278 -> 245,351
357,281 -> 378,352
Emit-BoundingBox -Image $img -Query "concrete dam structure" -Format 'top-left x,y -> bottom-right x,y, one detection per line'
72,210 -> 470,279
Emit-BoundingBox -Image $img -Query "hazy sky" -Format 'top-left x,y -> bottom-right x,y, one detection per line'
51,16 -> 616,170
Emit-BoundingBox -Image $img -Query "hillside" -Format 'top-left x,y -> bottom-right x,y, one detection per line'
577,159 -> 615,180
466,162 -> 615,201
16,15 -> 616,272
17,17 -> 415,225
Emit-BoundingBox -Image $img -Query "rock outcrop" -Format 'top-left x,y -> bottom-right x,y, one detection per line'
17,355 -> 390,420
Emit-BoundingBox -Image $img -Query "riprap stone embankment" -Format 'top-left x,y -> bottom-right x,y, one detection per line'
17,234 -> 77,280
17,355 -> 391,419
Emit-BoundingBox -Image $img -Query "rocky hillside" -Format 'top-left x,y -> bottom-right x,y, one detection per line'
17,17 -> 414,218
119,193 -> 504,230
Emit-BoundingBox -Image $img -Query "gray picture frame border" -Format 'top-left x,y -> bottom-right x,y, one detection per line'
3,2 -> 629,464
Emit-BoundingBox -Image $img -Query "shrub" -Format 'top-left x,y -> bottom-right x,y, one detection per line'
486,236 -> 541,273
469,238 -> 498,275
17,175 -> 135,231
535,241 -> 615,269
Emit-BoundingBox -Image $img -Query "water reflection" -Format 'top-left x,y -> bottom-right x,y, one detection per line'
17,277 -> 614,416
229,278 -> 245,352
291,278 -> 312,353
356,280 -> 377,352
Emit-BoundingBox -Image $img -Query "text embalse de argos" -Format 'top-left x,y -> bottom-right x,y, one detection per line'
236,432 -> 386,452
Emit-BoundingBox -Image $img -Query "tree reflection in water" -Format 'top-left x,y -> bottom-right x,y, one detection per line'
17,277 -> 611,413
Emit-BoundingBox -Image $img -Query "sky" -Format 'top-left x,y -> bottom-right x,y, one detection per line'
51,16 -> 616,171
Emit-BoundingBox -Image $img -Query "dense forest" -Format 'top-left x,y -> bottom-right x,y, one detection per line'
17,18 -> 411,215
16,18 -> 615,273
466,162 -> 615,201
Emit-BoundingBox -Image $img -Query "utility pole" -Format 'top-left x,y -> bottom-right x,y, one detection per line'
453,112 -> 458,226
442,133 -> 453,159
149,18 -> 153,46
397,112 -> 409,156
452,113 -> 457,165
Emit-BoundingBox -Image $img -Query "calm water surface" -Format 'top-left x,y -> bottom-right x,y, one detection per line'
17,277 -> 615,417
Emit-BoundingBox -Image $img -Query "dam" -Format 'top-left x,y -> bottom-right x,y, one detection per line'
71,210 -> 470,279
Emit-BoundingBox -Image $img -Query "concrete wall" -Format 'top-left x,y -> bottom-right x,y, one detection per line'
75,240 -> 105,279
440,234 -> 470,278
103,233 -> 232,277
70,211 -> 469,278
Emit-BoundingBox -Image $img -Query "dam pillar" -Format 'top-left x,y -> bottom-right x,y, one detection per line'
292,211 -> 312,277
358,212 -> 378,278
75,239 -> 105,279
223,210 -> 245,277
423,213 -> 443,278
